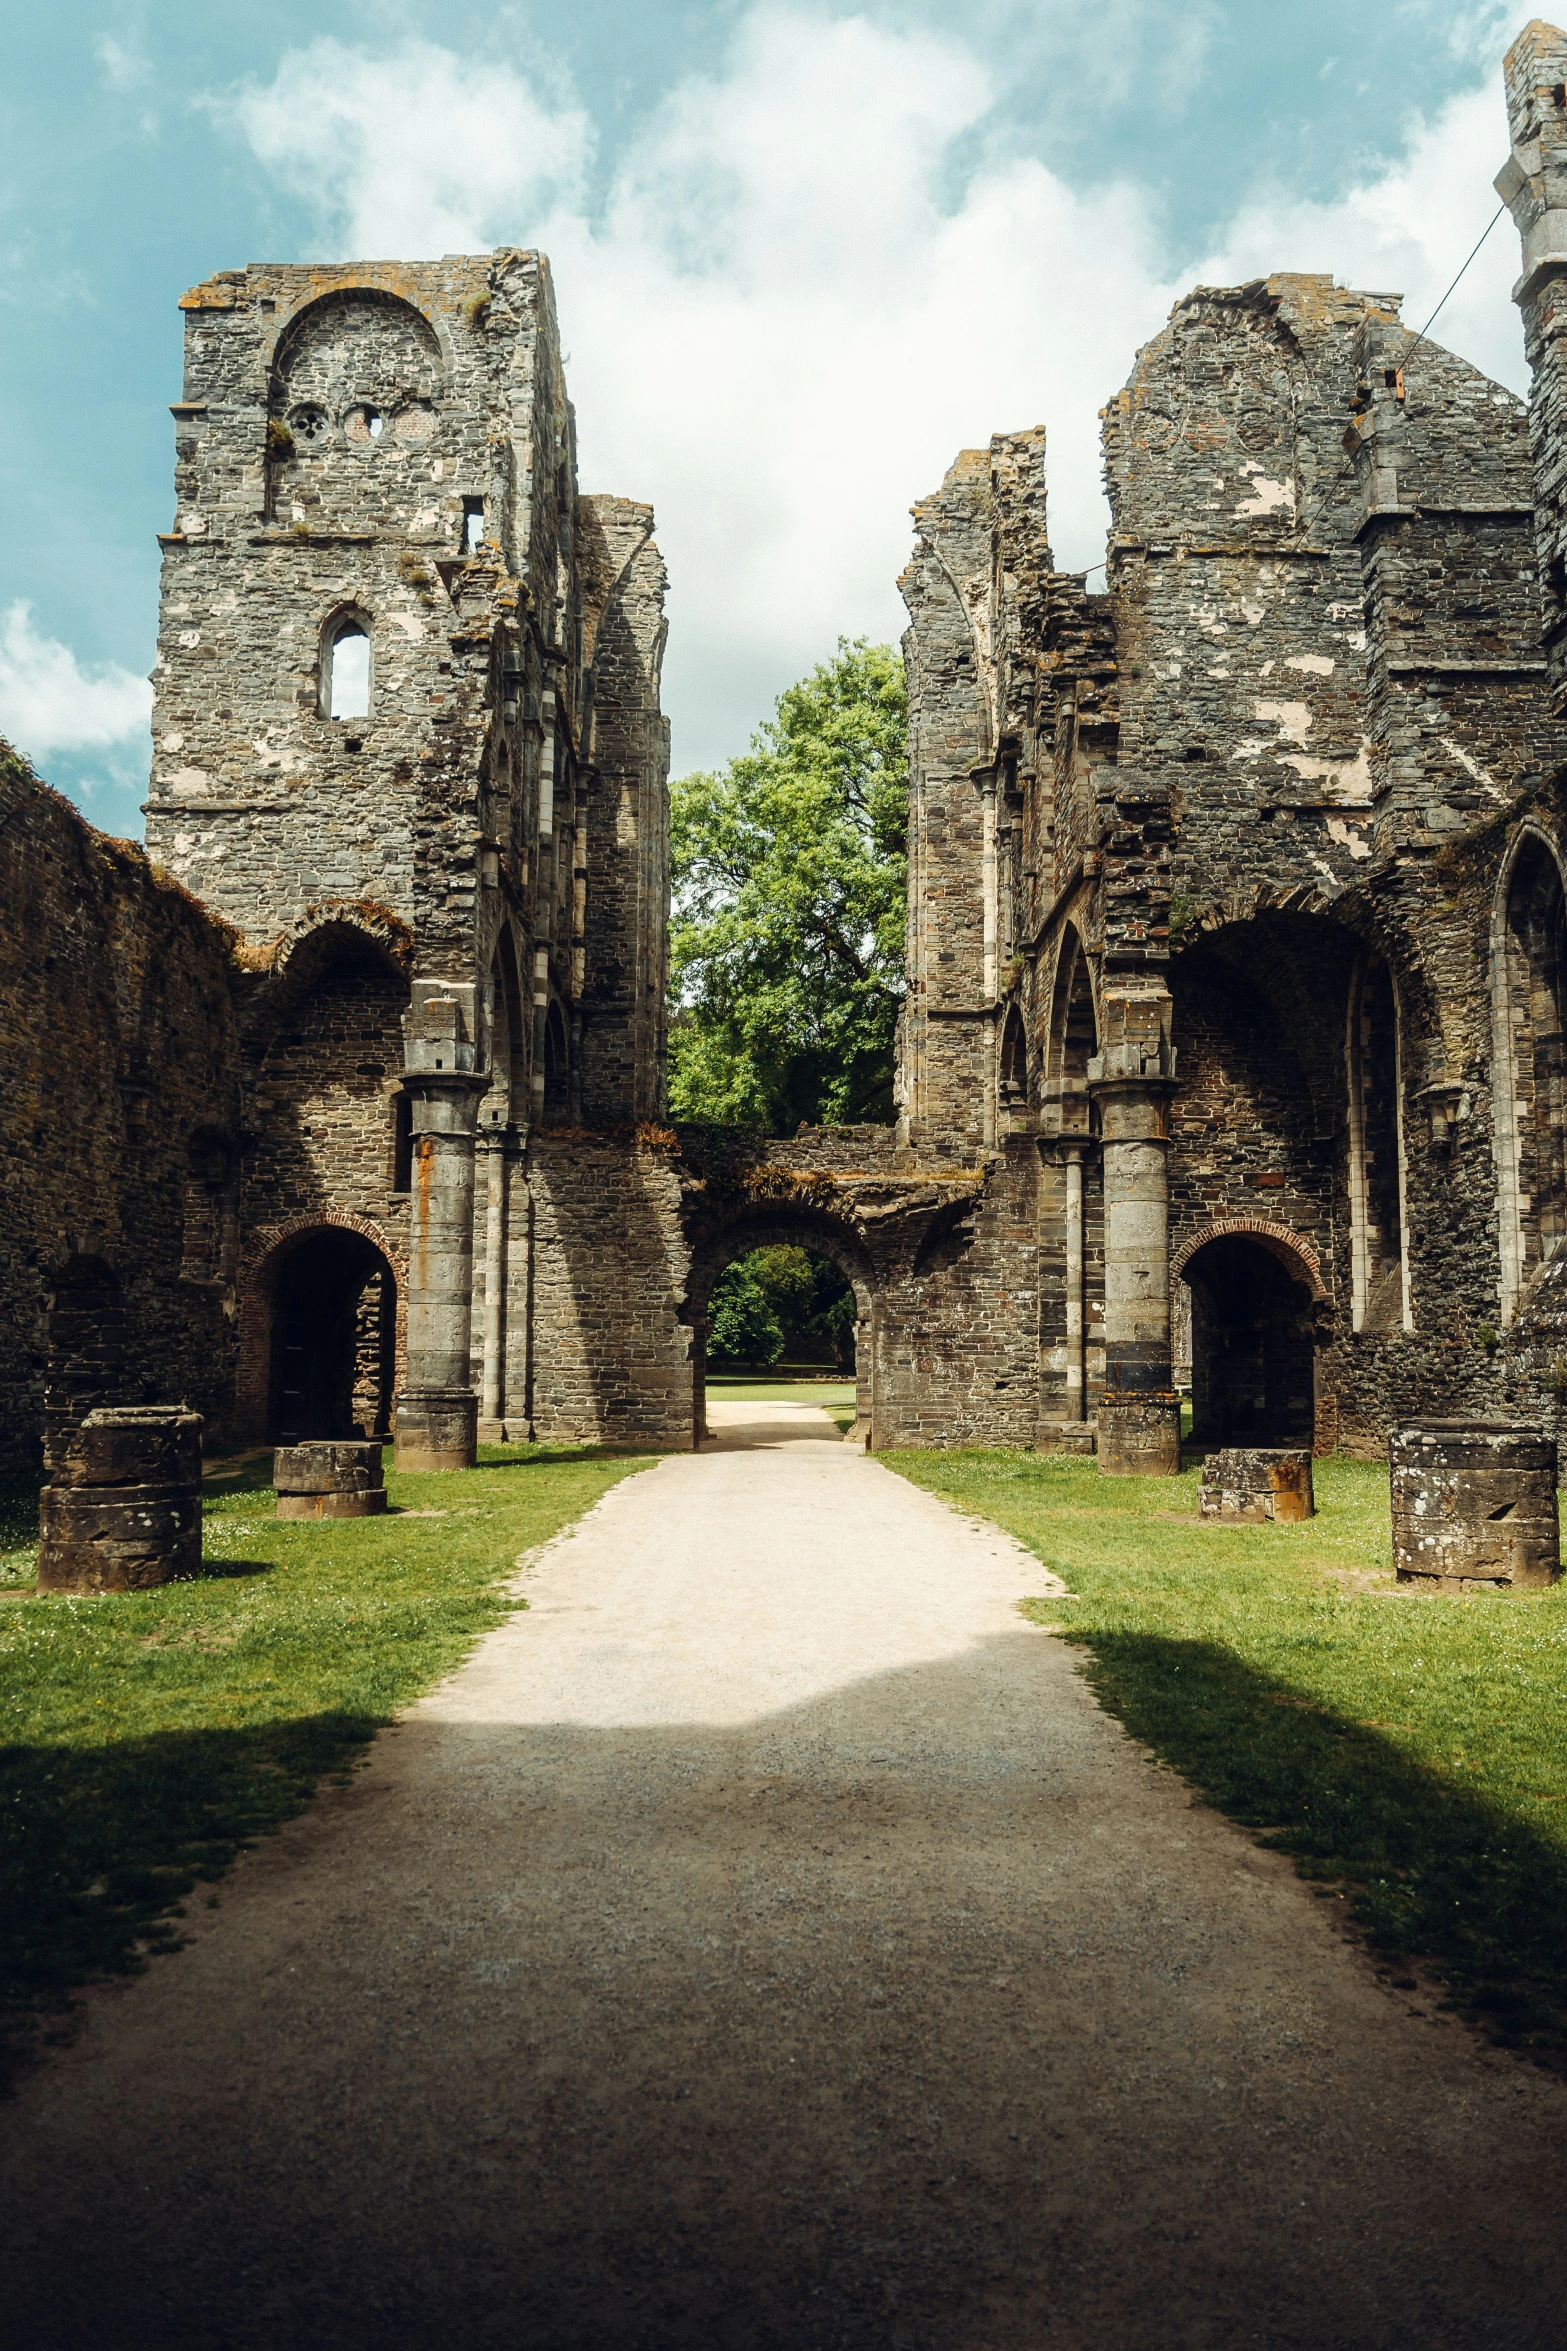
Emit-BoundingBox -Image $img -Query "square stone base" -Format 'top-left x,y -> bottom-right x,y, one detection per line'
1096,1392 -> 1181,1477
395,1387 -> 479,1473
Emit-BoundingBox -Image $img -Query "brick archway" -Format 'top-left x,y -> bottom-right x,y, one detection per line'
236,1213 -> 406,1441
1173,1217 -> 1326,1301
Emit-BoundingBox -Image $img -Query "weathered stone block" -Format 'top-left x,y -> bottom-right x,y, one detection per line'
276,1489 -> 389,1521
274,1438 -> 386,1518
395,1385 -> 478,1472
1097,1392 -> 1180,1476
1389,1419 -> 1560,1590
273,1440 -> 385,1494
51,1404 -> 204,1491
37,1405 -> 205,1593
1199,1447 -> 1314,1524
38,1485 -> 204,1592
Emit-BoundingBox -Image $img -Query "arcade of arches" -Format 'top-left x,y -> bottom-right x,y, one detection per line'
18,224 -> 1567,1474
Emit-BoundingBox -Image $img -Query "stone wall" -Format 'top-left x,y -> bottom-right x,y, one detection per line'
0,749 -> 239,1466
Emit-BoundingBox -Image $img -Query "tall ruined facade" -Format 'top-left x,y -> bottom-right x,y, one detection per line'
13,24 -> 1567,1470
0,250 -> 684,1469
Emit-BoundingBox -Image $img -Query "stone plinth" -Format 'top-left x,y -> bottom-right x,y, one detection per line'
1057,1419 -> 1097,1458
395,1386 -> 478,1473
1096,1390 -> 1181,1476
1200,1447 -> 1315,1524
38,1405 -> 204,1593
274,1439 -> 387,1521
1389,1420 -> 1560,1590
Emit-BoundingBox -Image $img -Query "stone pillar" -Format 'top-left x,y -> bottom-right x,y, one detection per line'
395,989 -> 489,1472
1058,1135 -> 1094,1433
1090,988 -> 1180,1476
38,1406 -> 204,1593
476,1124 -> 508,1444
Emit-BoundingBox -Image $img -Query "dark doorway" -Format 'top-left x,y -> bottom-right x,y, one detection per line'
1183,1235 -> 1315,1447
268,1230 -> 396,1443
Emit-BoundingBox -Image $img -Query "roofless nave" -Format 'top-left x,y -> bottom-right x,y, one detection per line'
8,21 -> 1567,1477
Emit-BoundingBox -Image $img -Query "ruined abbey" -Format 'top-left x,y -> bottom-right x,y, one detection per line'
10,24 -> 1567,1475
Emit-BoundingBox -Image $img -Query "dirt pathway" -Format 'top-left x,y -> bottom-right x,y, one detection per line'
3,1403 -> 1565,2348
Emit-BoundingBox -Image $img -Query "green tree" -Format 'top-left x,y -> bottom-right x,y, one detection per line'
706,1259 -> 784,1366
667,639 -> 907,1132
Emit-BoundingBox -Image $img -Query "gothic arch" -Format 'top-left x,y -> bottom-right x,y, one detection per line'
1044,922 -> 1097,1125
1492,822 -> 1567,1316
1346,950 -> 1409,1332
236,1212 -> 406,1442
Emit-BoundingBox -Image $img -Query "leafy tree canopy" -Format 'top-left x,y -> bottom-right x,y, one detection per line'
667,639 -> 907,1132
707,1246 -> 857,1369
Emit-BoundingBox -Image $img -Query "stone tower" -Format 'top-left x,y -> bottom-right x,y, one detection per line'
145,251 -> 669,1463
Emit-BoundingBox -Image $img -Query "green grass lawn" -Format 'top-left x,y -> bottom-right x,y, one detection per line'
705,1377 -> 858,1433
885,1447 -> 1567,2059
0,1443 -> 655,2084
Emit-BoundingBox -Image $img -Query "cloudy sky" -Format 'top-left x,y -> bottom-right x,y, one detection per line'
0,0 -> 1536,837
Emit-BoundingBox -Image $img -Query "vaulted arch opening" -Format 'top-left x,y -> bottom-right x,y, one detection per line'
1181,1232 -> 1316,1448
266,1226 -> 397,1444
1495,832 -> 1567,1311
686,1212 -> 875,1450
1042,927 -> 1103,1428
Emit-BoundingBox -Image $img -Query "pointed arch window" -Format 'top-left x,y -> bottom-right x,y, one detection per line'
321,615 -> 371,721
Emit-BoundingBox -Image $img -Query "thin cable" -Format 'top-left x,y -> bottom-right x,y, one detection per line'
1077,201 -> 1510,582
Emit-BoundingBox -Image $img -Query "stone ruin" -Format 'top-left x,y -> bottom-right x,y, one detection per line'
10,28 -> 1567,1474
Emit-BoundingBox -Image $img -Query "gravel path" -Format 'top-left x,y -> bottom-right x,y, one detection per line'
3,1402 -> 1565,2349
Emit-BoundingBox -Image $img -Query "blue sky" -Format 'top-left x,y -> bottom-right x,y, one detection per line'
0,0 -> 1531,836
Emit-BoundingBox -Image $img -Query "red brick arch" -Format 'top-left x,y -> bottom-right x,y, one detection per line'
236,1212 -> 406,1440
1173,1217 -> 1326,1301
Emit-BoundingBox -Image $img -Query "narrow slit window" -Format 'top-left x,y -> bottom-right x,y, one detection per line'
391,1091 -> 413,1192
326,622 -> 371,721
463,498 -> 485,552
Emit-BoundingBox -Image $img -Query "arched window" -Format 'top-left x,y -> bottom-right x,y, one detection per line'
998,1003 -> 1028,1108
1346,954 -> 1407,1331
322,617 -> 371,721
1496,833 -> 1567,1308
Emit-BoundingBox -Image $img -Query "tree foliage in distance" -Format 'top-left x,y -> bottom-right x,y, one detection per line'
667,640 -> 907,1133
707,1257 -> 784,1367
707,1247 -> 857,1369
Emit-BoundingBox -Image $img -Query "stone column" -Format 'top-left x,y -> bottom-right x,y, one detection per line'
1057,1135 -> 1094,1429
1089,988 -> 1180,1476
476,1123 -> 508,1444
396,990 -> 489,1472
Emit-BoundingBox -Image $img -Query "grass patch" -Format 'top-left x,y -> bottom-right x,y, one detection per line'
883,1446 -> 1567,2058
704,1379 -> 858,1434
0,1442 -> 654,2085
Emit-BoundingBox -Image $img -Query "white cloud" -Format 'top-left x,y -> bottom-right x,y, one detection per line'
219,11 -> 1537,772
1197,81 -> 1525,398
94,33 -> 151,93
0,602 -> 152,770
223,37 -> 592,261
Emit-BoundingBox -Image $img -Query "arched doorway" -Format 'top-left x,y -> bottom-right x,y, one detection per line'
687,1214 -> 875,1449
267,1228 -> 397,1444
1180,1231 -> 1317,1448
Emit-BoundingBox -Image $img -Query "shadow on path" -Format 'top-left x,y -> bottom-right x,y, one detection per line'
3,1634 -> 1565,2350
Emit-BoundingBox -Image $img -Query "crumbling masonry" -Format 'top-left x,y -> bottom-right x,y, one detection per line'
11,25 -> 1567,1471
